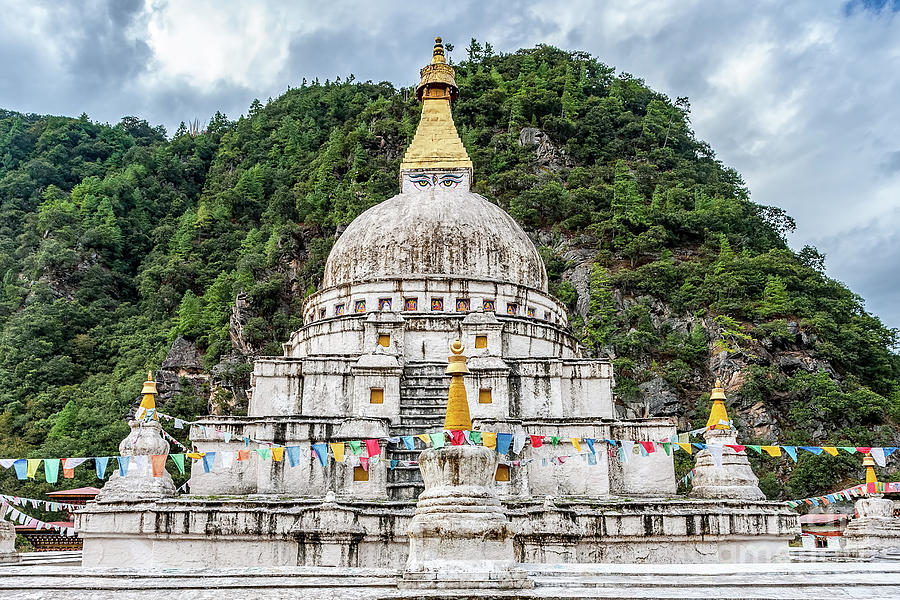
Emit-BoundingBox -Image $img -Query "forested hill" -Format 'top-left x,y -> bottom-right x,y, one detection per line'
0,42 -> 897,501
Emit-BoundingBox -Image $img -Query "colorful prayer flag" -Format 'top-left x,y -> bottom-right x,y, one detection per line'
330,443 -> 345,463
365,439 -> 381,457
171,453 -> 185,474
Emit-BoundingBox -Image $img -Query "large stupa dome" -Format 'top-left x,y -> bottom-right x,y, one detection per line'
322,189 -> 548,291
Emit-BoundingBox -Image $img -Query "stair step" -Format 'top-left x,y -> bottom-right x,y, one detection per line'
398,396 -> 447,404
399,406 -> 445,414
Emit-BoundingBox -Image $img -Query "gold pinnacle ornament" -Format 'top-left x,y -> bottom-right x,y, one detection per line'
139,371 -> 159,421
444,339 -> 472,430
706,378 -> 730,430
400,36 -> 473,175
863,452 -> 878,485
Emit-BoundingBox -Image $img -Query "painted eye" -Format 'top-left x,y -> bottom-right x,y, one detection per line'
441,180 -> 457,187
415,180 -> 430,187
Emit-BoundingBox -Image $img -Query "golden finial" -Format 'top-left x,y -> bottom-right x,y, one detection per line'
706,378 -> 730,429
400,36 -> 473,176
863,453 -> 878,485
431,37 -> 446,64
139,371 -> 159,420
444,339 -> 472,430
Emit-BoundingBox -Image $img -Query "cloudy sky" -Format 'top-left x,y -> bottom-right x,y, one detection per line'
1,0 -> 898,331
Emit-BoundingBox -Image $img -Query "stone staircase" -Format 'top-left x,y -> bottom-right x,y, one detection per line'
386,362 -> 448,501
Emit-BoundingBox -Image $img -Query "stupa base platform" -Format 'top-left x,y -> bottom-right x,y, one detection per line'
76,495 -> 798,569
3,563 -> 900,599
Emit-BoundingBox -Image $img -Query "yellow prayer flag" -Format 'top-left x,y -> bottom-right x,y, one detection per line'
330,443 -> 345,463
676,443 -> 693,455
821,446 -> 838,456
761,445 -> 782,457
483,432 -> 497,450
26,459 -> 42,479
570,438 -> 581,451
417,434 -> 431,445
272,447 -> 284,462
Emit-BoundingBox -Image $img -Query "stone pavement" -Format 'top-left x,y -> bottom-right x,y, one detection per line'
2,562 -> 900,599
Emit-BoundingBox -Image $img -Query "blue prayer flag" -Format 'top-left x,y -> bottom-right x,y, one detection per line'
201,452 -> 216,473
13,459 -> 27,480
117,456 -> 131,476
584,438 -> 596,454
286,446 -> 301,467
311,443 -> 328,466
800,446 -> 822,455
95,457 -> 109,479
401,436 -> 415,450
496,433 -> 513,455
783,446 -> 798,462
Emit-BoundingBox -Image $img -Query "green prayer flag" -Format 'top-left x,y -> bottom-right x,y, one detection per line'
171,453 -> 185,474
661,442 -> 671,456
429,433 -> 445,448
747,445 -> 762,453
551,436 -> 560,447
256,447 -> 271,460
43,458 -> 60,484
348,440 -> 362,455
839,446 -> 857,454
469,431 -> 482,444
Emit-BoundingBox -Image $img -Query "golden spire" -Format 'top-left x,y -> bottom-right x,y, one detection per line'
444,339 -> 472,430
706,378 -> 730,430
400,37 -> 473,175
139,371 -> 159,421
863,452 -> 878,485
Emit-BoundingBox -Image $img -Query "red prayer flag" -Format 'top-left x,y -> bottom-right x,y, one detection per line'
530,435 -> 544,448
856,447 -> 872,454
360,457 -> 370,471
450,430 -> 465,446
726,444 -> 746,453
639,441 -> 655,454
151,454 -> 167,477
237,450 -> 250,461
365,439 -> 381,457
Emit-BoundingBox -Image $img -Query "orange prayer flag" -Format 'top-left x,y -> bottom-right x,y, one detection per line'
150,454 -> 167,477
237,449 -> 250,461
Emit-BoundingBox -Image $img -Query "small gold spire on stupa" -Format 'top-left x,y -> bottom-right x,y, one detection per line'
444,339 -> 472,430
706,379 -> 730,430
139,371 -> 159,421
400,36 -> 473,174
863,452 -> 878,485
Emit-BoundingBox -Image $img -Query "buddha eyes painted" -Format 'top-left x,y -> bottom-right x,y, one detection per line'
408,173 -> 463,190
